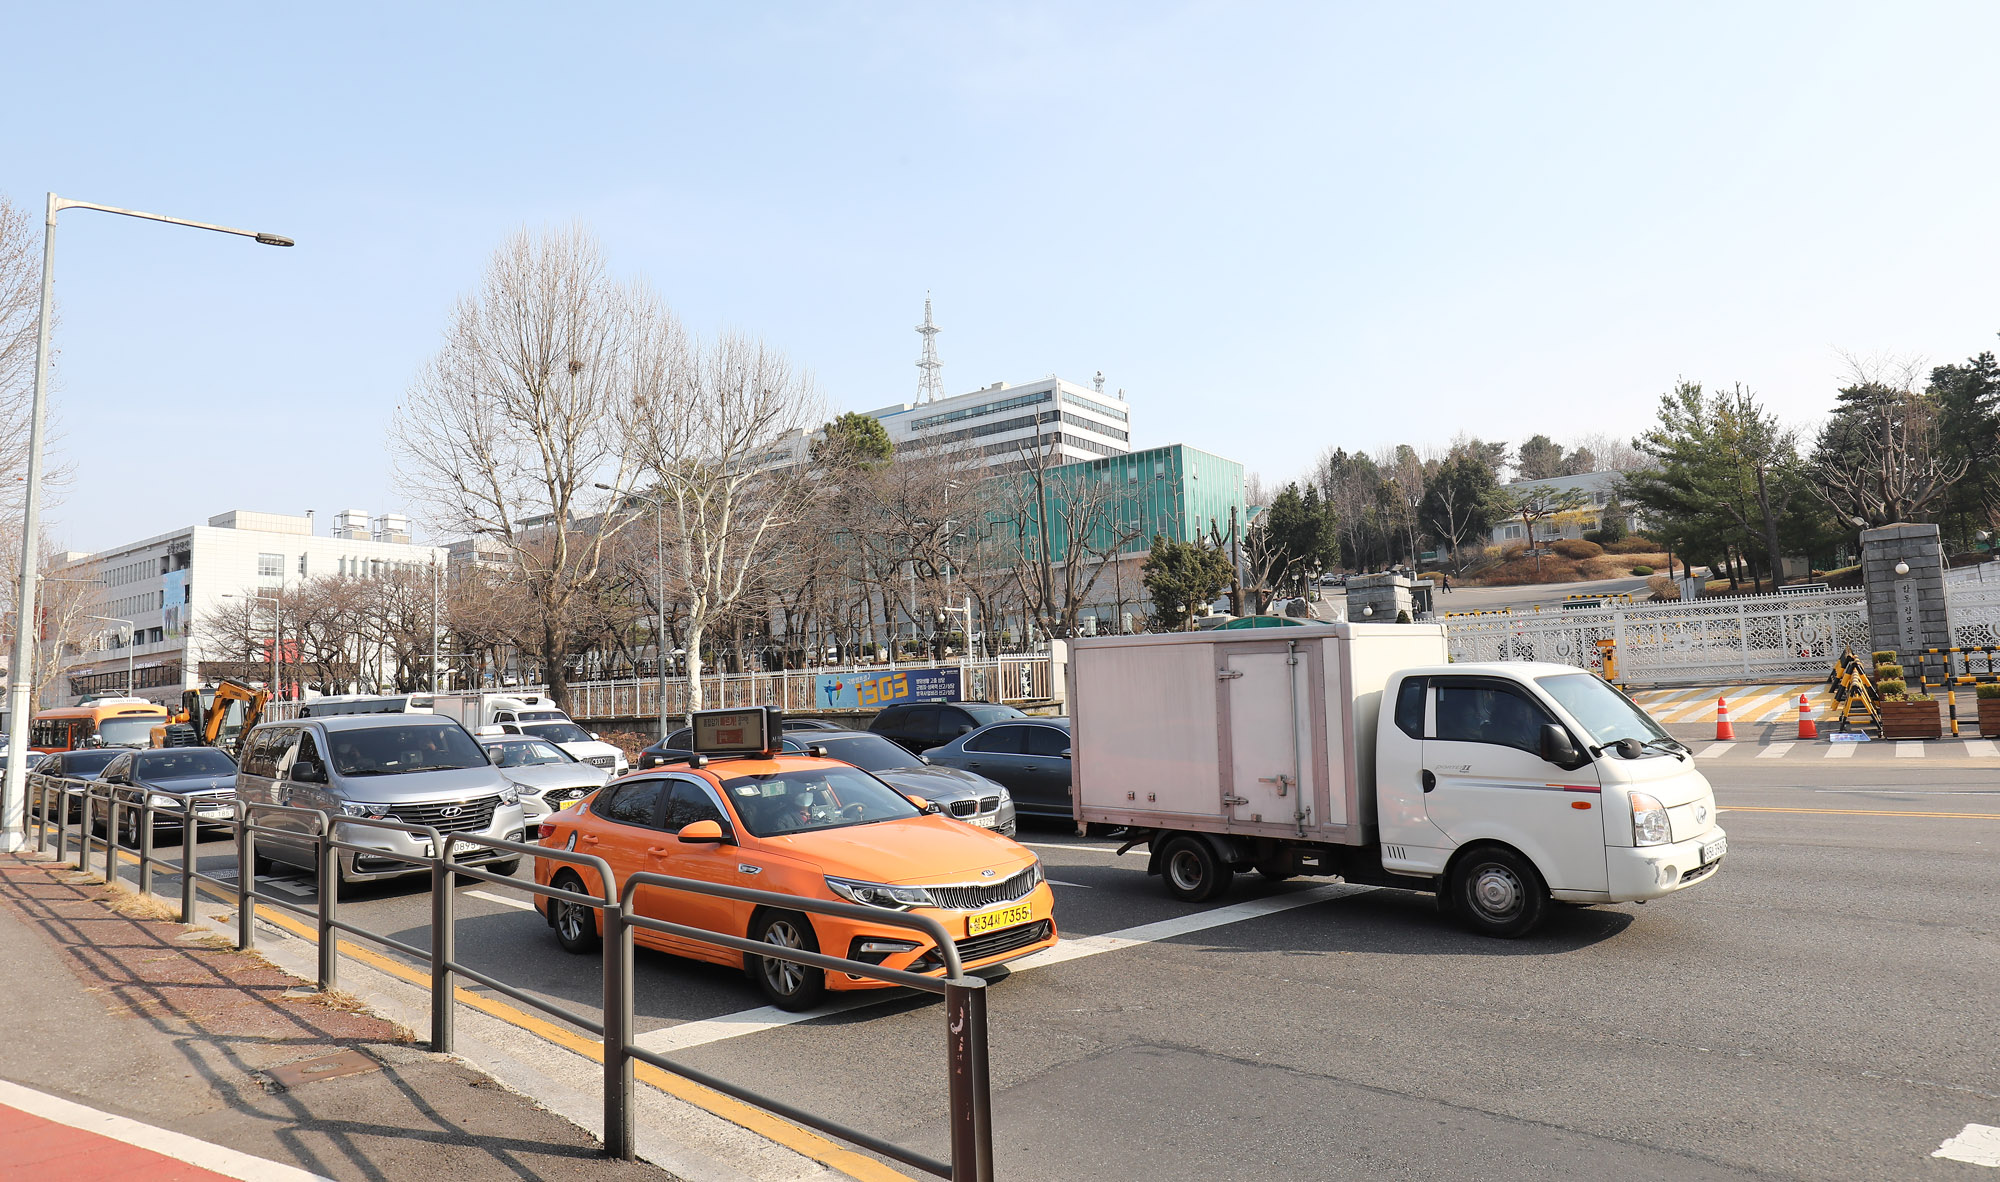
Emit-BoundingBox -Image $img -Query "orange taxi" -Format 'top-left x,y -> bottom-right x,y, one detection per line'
532,710 -> 1057,1010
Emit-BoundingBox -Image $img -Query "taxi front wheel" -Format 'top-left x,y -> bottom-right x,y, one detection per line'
750,910 -> 826,1011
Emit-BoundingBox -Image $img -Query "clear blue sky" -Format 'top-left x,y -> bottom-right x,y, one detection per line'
11,2 -> 2000,552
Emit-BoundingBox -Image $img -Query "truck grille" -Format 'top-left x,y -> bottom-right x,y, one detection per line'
927,866 -> 1039,911
390,796 -> 499,833
957,920 -> 1051,962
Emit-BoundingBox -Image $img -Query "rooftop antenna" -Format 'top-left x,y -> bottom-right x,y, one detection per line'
1094,371 -> 1105,394
916,293 -> 944,403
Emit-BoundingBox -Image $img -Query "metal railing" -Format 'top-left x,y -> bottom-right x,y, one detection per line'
22,774 -> 996,1180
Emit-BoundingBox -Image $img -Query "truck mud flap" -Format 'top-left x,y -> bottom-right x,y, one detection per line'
1144,831 -> 1246,876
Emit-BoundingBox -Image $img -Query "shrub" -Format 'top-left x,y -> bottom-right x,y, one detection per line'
1875,678 -> 1907,697
1395,609 -> 1412,623
1606,535 -> 1659,554
1630,564 -> 1654,576
1976,683 -> 2000,700
1874,663 -> 1903,681
1871,650 -> 1898,665
1550,538 -> 1604,560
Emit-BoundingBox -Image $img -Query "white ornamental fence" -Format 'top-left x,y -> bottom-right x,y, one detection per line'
1946,577 -> 2000,649
562,655 -> 1057,723
1443,588 -> 1870,687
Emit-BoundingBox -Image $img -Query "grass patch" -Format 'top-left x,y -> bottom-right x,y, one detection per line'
107,891 -> 180,923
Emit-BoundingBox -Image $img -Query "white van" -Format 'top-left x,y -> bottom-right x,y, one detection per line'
430,692 -> 627,775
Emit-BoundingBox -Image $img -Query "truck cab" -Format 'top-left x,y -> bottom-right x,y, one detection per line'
1374,662 -> 1723,935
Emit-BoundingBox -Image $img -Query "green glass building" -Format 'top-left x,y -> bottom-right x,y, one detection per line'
996,443 -> 1247,563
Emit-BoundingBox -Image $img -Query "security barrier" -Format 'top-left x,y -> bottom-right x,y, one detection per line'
22,774 -> 997,1181
1909,646 -> 2000,737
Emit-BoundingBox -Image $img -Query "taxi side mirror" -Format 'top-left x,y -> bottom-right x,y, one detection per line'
678,819 -> 730,844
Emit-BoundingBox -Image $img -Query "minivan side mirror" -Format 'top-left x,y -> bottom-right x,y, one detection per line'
1537,724 -> 1583,769
956,724 -> 975,736
292,760 -> 327,784
677,819 -> 730,844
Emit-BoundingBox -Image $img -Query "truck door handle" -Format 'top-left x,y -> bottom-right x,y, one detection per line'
1421,770 -> 1436,793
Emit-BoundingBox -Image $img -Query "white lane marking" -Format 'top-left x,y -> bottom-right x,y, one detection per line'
1697,743 -> 1735,759
1757,743 -> 1793,759
1047,879 -> 1093,888
466,889 -> 537,912
1824,743 -> 1857,758
1933,1122 -> 2000,1166
1896,742 -> 1925,759
1964,740 -> 2000,758
633,882 -> 1369,1055
1019,841 -> 1125,854
0,1078 -> 330,1181
260,877 -> 316,899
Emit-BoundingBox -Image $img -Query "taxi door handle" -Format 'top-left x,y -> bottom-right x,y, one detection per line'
1421,770 -> 1437,793
646,847 -> 671,856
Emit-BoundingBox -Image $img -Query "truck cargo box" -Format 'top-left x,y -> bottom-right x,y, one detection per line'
1066,623 -> 1448,845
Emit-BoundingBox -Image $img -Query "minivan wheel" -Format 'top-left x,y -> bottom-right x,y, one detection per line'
1160,836 -> 1232,903
550,871 -> 601,954
749,910 -> 826,1011
1448,846 -> 1547,939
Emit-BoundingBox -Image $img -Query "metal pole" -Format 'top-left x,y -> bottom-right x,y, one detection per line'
431,559 -> 442,694
137,794 -> 153,897
603,896 -> 634,1160
317,820 -> 338,991
0,198 -> 57,854
76,786 -> 93,872
656,503 -> 667,742
180,808 -> 197,924
237,809 -> 255,950
431,851 -> 454,1052
944,977 -> 995,1182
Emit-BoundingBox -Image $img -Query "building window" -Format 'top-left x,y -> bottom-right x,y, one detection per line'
257,553 -> 283,578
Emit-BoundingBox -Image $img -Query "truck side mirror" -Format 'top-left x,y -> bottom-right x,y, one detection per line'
1538,724 -> 1582,769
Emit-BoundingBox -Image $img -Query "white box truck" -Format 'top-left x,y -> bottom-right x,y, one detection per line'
1067,623 -> 1725,937
430,692 -> 628,775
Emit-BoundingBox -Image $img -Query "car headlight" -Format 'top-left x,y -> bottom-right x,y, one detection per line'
337,801 -> 396,819
826,876 -> 937,911
1630,791 -> 1670,846
995,787 -> 1012,807
147,793 -> 182,809
497,784 -> 520,807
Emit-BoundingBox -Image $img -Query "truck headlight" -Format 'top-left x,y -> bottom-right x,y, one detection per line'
826,876 -> 937,910
1630,792 -> 1670,846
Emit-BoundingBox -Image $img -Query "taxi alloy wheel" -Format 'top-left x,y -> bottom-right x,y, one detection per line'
750,910 -> 826,1012
551,871 -> 601,954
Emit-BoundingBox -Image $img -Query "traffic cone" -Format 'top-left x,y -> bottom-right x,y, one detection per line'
1715,696 -> 1735,741
1797,692 -> 1818,740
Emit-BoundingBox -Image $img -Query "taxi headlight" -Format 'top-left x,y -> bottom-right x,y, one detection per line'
826,876 -> 937,911
1630,791 -> 1671,847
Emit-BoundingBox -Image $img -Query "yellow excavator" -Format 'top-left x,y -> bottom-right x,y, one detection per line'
149,679 -> 270,759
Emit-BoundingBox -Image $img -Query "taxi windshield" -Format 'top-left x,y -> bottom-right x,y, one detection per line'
721,766 -> 922,837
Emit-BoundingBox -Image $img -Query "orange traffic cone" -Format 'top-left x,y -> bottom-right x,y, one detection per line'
1797,692 -> 1818,740
1715,696 -> 1735,741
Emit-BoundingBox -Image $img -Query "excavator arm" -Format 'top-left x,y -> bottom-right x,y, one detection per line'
203,679 -> 270,756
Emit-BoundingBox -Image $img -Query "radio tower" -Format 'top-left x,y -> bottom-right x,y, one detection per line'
915,293 -> 944,403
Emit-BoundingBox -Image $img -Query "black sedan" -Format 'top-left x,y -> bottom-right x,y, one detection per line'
797,730 -> 1015,835
98,747 -> 241,839
29,748 -> 124,822
921,717 -> 1073,821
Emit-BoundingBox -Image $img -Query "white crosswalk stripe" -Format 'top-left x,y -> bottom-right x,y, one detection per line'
1697,743 -> 1735,759
1962,739 -> 2000,758
1824,742 -> 1857,758
1757,742 -> 1793,759
1896,742 -> 1925,758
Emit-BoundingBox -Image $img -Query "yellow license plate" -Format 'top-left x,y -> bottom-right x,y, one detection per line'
966,902 -> 1033,936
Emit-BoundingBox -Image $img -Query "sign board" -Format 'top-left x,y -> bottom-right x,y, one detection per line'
689,707 -> 778,755
814,667 -> 961,710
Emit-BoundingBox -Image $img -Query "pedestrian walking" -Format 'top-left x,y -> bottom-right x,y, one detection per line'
1441,573 -> 1453,593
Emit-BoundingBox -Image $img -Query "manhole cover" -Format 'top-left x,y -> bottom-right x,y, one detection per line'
265,1050 -> 380,1090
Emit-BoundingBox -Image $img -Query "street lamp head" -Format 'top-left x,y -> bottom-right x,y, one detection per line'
254,233 -> 295,247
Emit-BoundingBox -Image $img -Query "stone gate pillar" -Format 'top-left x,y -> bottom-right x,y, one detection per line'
1860,523 -> 1951,659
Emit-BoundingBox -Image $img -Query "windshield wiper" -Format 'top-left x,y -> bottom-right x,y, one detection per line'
403,764 -> 472,773
1641,737 -> 1687,759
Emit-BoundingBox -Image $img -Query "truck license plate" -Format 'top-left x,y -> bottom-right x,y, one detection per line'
1701,836 -> 1727,865
967,903 -> 1032,936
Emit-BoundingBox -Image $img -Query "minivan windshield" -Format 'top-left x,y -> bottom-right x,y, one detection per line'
722,766 -> 923,837
1536,673 -> 1675,749
324,724 -> 489,776
520,721 -> 592,745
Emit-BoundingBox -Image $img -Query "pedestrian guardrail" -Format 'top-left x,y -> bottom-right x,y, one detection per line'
22,774 -> 996,1180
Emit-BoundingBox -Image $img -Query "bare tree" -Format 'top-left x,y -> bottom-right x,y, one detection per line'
391,227 -> 643,710
0,197 -> 45,517
995,430 -> 1143,639
1569,431 -> 1648,474
1811,354 -> 1968,528
629,322 -> 820,709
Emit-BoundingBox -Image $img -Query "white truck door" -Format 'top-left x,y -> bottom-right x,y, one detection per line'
1219,646 -> 1317,830
1422,676 -> 1608,894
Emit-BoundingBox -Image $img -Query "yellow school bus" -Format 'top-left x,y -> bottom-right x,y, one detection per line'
30,698 -> 170,753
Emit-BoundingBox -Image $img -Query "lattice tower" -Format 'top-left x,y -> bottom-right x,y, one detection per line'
915,293 -> 944,403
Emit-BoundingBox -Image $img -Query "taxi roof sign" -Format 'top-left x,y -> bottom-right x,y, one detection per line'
689,706 -> 781,756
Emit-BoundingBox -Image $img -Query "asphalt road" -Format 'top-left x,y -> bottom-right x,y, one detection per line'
97,756 -> 1999,1181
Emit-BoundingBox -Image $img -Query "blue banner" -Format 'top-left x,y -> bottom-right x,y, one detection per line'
813,667 -> 961,710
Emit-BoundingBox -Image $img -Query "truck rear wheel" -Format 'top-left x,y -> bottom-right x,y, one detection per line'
1160,836 -> 1232,903
1447,846 -> 1546,938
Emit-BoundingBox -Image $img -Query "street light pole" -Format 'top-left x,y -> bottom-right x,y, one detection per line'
1,194 -> 291,852
86,616 -> 136,696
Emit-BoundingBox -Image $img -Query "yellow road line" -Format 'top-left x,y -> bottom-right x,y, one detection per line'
1719,805 -> 2000,820
92,850 -> 910,1182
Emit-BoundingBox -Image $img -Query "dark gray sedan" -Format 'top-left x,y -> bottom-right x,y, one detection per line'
922,717 -> 1072,821
800,730 -> 1015,836
98,747 -> 241,838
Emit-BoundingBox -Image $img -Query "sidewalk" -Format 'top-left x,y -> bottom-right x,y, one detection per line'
0,849 -> 677,1182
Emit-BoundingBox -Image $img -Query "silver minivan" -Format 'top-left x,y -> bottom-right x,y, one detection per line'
235,714 -> 527,887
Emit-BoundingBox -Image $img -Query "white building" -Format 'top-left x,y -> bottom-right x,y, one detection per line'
50,509 -> 446,708
1487,472 -> 1644,545
757,375 -> 1134,472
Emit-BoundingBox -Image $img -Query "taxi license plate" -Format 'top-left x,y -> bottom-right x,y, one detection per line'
1701,836 -> 1727,865
967,902 -> 1033,936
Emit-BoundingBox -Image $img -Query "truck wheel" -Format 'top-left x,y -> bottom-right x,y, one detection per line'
1448,846 -> 1546,938
749,910 -> 826,1011
1160,836 -> 1233,903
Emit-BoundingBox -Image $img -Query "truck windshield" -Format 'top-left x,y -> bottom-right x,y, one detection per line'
1536,674 -> 1673,748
